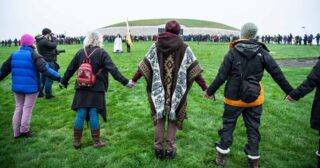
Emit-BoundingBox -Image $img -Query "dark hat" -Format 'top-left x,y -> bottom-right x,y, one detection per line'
165,20 -> 181,35
42,28 -> 52,35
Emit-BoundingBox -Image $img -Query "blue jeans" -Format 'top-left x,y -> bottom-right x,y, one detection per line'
40,62 -> 57,97
74,108 -> 100,129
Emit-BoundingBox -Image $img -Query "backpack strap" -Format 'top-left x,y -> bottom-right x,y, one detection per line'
83,48 -> 98,63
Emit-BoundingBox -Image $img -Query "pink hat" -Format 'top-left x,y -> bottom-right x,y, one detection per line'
20,34 -> 35,46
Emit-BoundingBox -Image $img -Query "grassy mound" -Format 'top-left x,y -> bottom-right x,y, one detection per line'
105,18 -> 239,31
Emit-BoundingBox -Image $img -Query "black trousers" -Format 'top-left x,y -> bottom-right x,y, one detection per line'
215,104 -> 262,156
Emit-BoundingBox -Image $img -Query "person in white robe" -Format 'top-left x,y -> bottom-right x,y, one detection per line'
113,34 -> 123,53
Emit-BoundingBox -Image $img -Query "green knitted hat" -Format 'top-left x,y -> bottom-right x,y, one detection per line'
240,23 -> 258,39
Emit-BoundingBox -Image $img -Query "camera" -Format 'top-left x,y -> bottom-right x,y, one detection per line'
55,49 -> 66,55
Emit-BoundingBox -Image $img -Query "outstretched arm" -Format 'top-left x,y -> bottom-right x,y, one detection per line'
206,51 -> 233,96
289,60 -> 320,100
263,50 -> 293,95
60,51 -> 80,87
0,55 -> 12,81
131,69 -> 143,83
31,52 -> 60,81
102,50 -> 129,85
194,74 -> 207,91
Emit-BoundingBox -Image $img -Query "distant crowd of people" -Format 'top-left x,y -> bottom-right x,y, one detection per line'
1,35 -> 85,47
2,33 -> 320,47
257,33 -> 320,46
103,34 -> 240,43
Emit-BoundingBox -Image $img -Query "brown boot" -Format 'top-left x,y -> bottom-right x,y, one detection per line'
91,129 -> 108,148
248,158 -> 259,168
73,128 -> 83,149
215,151 -> 227,166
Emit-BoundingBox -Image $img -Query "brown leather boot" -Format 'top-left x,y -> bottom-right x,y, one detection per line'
73,128 -> 83,149
215,151 -> 227,166
248,158 -> 259,168
91,129 -> 108,148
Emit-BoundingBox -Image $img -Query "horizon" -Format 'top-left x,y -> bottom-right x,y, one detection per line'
0,0 -> 319,40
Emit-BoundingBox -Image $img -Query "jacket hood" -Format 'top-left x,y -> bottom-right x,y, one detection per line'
35,34 -> 45,43
234,43 -> 261,59
233,39 -> 268,59
156,32 -> 185,55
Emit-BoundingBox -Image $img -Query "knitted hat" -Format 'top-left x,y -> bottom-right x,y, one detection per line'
240,23 -> 258,39
165,20 -> 181,35
20,34 -> 35,46
42,28 -> 52,35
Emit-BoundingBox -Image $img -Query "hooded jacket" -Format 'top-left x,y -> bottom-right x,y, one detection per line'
207,39 -> 293,106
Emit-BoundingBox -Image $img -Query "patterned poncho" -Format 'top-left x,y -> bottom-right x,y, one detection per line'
138,34 -> 203,129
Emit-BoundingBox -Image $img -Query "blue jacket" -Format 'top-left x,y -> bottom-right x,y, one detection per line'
0,46 -> 60,94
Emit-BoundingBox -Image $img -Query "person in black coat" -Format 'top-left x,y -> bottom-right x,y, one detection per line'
60,31 -> 134,149
35,28 -> 60,99
206,23 -> 293,168
286,58 -> 320,167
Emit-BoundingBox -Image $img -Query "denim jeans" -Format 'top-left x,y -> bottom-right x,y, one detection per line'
40,62 -> 58,97
74,108 -> 100,129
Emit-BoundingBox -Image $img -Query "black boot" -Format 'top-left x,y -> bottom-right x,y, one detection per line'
155,149 -> 165,160
248,158 -> 259,168
166,149 -> 176,159
20,131 -> 35,138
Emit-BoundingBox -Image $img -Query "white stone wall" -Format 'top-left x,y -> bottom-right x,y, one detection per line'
95,25 -> 239,36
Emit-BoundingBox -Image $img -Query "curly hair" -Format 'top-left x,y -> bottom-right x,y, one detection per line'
83,31 -> 103,48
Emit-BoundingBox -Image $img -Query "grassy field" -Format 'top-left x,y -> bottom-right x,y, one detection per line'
0,42 -> 320,168
105,18 -> 239,30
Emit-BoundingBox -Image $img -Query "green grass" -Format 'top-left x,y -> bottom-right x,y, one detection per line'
105,18 -> 239,31
0,42 -> 320,168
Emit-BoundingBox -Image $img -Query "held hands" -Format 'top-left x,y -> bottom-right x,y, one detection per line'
58,78 -> 68,89
59,82 -> 66,89
126,80 -> 136,89
285,95 -> 295,103
204,90 -> 215,100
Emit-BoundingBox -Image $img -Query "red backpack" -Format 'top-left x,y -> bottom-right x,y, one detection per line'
76,48 -> 99,87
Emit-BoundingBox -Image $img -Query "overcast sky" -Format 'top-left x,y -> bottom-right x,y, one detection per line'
0,0 -> 319,40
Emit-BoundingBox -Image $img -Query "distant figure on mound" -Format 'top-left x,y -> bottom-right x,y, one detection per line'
35,28 -> 60,99
130,20 -> 208,160
0,34 -> 60,139
113,34 -> 123,53
286,58 -> 320,167
59,31 -> 134,149
205,23 -> 293,168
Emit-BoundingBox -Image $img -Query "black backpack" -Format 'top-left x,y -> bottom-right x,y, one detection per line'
237,51 -> 264,103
